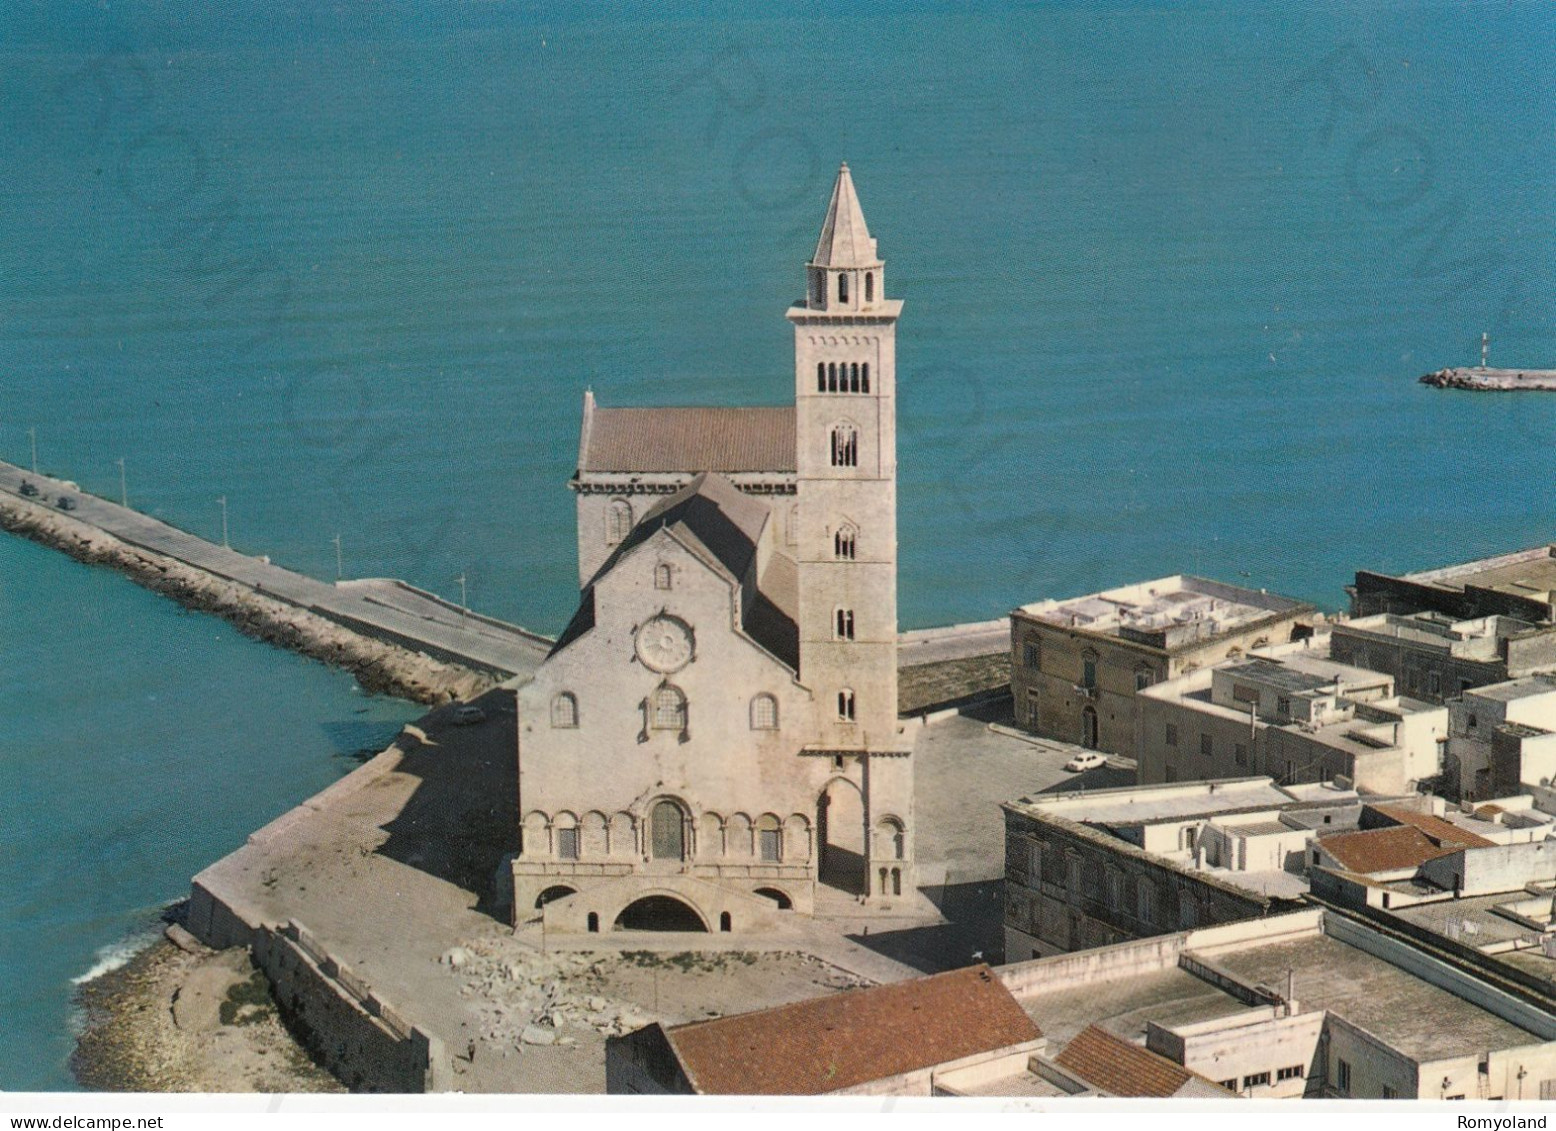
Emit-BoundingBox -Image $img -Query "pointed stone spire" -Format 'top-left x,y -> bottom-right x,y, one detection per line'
811,162 -> 880,268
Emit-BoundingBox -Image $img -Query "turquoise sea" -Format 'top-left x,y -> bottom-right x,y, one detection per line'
1,2 -> 1552,1090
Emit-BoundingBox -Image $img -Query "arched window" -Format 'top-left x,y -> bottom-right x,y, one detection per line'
838,689 -> 856,721
834,608 -> 855,640
834,524 -> 857,560
891,868 -> 901,896
654,563 -> 673,590
865,272 -> 874,302
652,684 -> 687,731
606,498 -> 633,545
587,911 -> 599,933
838,273 -> 849,303
861,362 -> 870,393
750,693 -> 778,730
719,912 -> 732,932
757,814 -> 782,862
551,692 -> 578,728
830,424 -> 858,468
817,361 -> 826,392
827,362 -> 838,393
812,272 -> 824,306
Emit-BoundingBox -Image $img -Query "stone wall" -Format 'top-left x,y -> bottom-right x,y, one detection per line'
252,921 -> 449,1093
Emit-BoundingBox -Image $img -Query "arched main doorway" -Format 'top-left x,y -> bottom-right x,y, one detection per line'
613,894 -> 708,932
1081,706 -> 1099,750
817,777 -> 866,895
650,799 -> 686,861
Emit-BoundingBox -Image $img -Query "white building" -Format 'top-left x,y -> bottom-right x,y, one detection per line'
510,165 -> 916,933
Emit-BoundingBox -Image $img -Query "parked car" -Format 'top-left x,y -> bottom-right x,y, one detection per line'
451,704 -> 486,726
1064,752 -> 1107,772
18,480 -> 39,497
56,495 -> 77,511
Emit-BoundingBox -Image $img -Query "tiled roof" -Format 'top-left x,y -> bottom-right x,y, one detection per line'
579,402 -> 796,474
1054,1025 -> 1232,1099
1318,825 -> 1456,874
1368,804 -> 1496,849
664,965 -> 1040,1095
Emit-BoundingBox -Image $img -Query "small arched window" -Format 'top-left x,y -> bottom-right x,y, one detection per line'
838,689 -> 856,721
830,424 -> 858,468
828,362 -> 838,393
817,361 -> 826,392
861,362 -> 870,393
834,524 -> 857,560
652,684 -> 687,731
834,608 -> 855,640
865,272 -> 874,302
812,272 -> 824,306
849,362 -> 860,392
654,563 -> 673,590
750,693 -> 778,730
551,692 -> 578,728
838,273 -> 849,303
606,498 -> 633,545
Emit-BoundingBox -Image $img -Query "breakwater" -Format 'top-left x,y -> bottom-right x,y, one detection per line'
1420,367 -> 1556,392
0,491 -> 499,705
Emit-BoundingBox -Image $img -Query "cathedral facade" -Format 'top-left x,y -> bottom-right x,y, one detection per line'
511,165 -> 914,934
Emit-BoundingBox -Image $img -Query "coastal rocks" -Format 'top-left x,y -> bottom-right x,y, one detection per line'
164,923 -> 209,956
1420,367 -> 1556,392
0,495 -> 496,705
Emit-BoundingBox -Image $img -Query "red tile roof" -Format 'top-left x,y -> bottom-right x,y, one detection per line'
664,964 -> 1040,1095
1319,824 -> 1456,874
1054,1025 -> 1232,1098
1368,804 -> 1496,849
580,404 -> 796,473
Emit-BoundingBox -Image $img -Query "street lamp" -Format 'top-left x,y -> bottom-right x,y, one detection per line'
455,572 -> 468,621
217,496 -> 229,548
115,458 -> 126,507
27,427 -> 37,475
332,533 -> 343,581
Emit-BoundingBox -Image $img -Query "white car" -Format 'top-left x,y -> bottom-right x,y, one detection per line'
1064,752 -> 1107,772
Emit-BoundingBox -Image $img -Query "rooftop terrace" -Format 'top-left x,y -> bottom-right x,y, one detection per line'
1017,576 -> 1310,650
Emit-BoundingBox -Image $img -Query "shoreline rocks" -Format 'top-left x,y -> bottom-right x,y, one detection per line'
0,495 -> 496,705
1420,366 -> 1556,392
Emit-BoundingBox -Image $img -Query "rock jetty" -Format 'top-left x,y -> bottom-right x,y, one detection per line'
0,493 -> 495,704
1420,367 -> 1556,392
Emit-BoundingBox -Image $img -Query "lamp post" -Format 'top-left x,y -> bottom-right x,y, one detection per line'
332,533 -> 343,581
27,427 -> 37,475
217,496 -> 229,548
455,572 -> 468,621
115,458 -> 126,507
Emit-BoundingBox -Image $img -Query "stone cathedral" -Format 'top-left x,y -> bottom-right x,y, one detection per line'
510,165 -> 914,934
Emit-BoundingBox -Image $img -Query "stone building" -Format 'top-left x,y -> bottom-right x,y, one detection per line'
1351,543 -> 1556,625
1329,610 -> 1556,706
1001,778 -> 1337,961
1444,676 -> 1556,801
1009,575 -> 1314,755
1001,909 -> 1556,1100
1135,641 -> 1449,794
510,164 -> 916,933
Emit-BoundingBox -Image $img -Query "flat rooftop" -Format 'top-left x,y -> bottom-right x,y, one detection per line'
1020,965 -> 1249,1047
1211,932 -> 1545,1062
1006,778 -> 1303,827
1017,575 -> 1309,647
1467,675 -> 1556,703
1404,544 -> 1556,603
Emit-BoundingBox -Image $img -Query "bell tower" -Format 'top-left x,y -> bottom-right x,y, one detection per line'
788,163 -> 904,759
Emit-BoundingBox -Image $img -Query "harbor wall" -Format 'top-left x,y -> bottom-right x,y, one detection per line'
0,492 -> 494,704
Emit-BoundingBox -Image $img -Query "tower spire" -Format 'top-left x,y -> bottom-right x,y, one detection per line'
812,163 -> 880,269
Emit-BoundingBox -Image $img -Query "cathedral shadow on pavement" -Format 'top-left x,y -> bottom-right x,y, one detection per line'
1036,764 -> 1135,794
374,687 -> 519,920
842,879 -> 1005,974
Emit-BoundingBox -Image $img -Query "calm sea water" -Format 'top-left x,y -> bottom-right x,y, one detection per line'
0,2 -> 1552,1090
